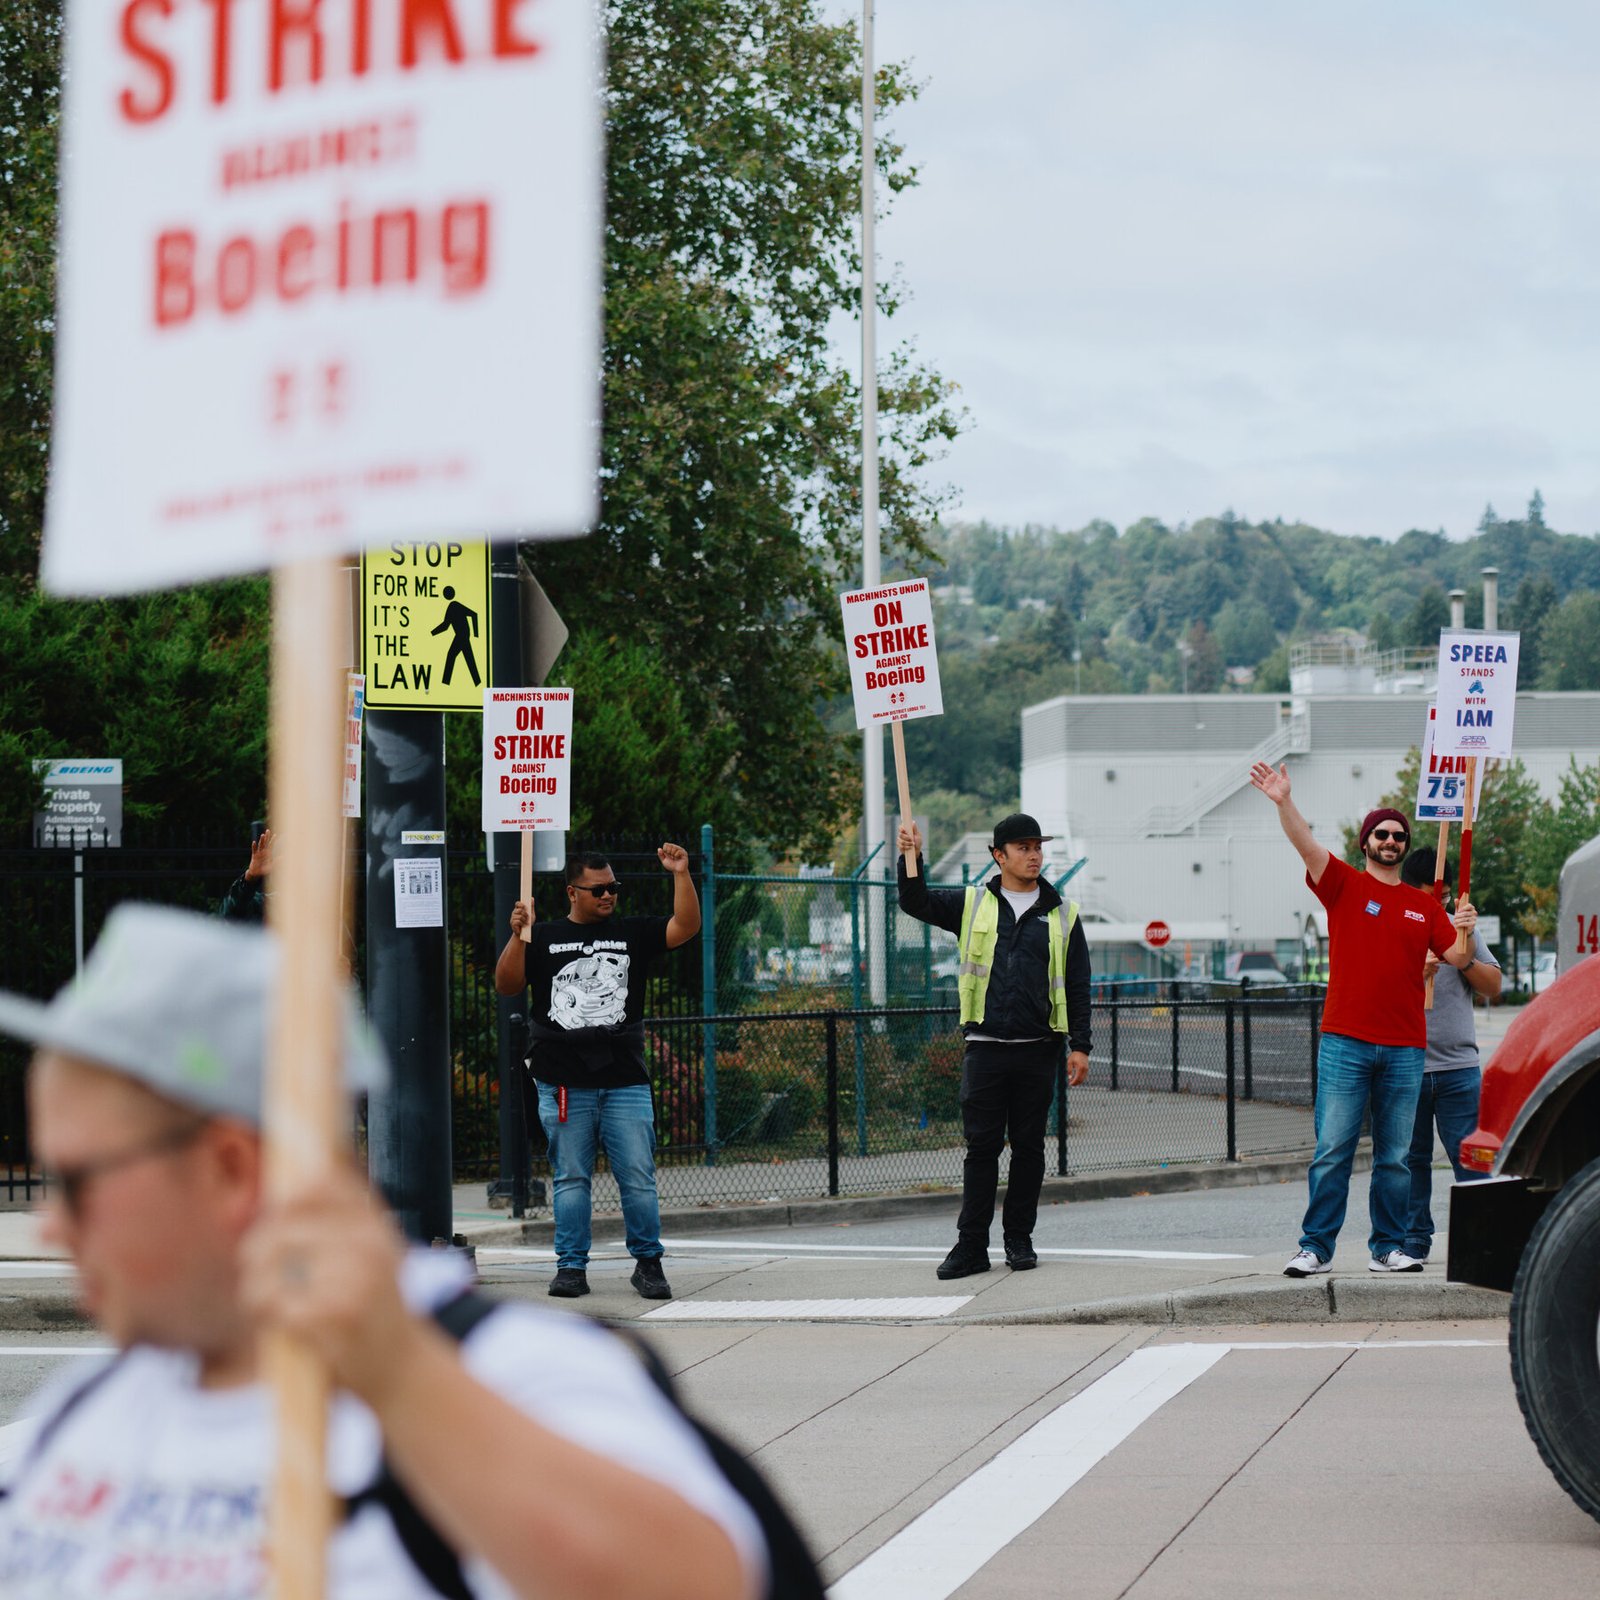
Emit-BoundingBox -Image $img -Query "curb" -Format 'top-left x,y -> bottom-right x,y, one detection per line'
459,1149 -> 1350,1248
969,1275 -> 1510,1327
0,1287 -> 94,1334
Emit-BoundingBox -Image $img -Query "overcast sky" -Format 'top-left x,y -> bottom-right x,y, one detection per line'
824,1 -> 1600,541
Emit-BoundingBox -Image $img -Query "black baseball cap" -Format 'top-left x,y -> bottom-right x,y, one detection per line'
991,813 -> 1053,850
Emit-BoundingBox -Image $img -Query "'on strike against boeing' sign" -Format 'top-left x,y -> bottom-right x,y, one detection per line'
840,579 -> 944,728
43,0 -> 600,596
482,689 -> 572,832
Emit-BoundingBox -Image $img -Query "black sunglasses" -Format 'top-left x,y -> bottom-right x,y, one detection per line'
573,880 -> 622,898
1369,829 -> 1408,843
44,1119 -> 209,1220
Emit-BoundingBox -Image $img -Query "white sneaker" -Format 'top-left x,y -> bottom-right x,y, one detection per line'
1283,1249 -> 1330,1278
1369,1250 -> 1424,1273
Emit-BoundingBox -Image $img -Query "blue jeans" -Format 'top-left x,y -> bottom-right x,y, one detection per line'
1299,1033 -> 1424,1263
1403,1066 -> 1485,1259
535,1083 -> 663,1270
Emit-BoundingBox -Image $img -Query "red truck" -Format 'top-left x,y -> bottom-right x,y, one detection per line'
1449,833 -> 1600,1523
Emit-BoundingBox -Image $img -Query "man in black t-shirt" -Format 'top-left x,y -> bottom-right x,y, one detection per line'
495,846 -> 701,1301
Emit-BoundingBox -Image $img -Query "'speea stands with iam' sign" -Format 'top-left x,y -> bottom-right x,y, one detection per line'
1432,628 -> 1521,963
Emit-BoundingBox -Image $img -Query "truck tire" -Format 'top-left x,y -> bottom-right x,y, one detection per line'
1510,1153 -> 1600,1524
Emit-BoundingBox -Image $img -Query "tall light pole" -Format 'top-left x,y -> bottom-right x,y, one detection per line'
861,0 -> 886,1003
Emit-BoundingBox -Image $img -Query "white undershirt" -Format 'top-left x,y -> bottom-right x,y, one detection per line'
1000,885 -> 1040,920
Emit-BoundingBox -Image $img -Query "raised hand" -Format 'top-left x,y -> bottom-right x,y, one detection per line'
658,842 -> 690,875
245,828 -> 274,882
897,822 -> 923,857
1249,762 -> 1292,805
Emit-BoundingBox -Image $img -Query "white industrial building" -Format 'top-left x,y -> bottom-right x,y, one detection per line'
1020,634 -> 1600,975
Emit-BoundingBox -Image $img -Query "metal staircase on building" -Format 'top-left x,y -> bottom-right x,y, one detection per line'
1140,708 -> 1309,836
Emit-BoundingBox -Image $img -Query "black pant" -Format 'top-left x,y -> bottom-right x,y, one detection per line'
956,1038 -> 1061,1243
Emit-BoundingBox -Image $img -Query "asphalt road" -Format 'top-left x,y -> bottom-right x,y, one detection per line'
4,1321 -> 1585,1599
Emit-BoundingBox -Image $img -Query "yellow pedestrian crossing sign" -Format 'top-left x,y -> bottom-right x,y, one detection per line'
362,541 -> 492,712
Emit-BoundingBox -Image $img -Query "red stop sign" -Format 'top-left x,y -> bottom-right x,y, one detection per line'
1144,920 -> 1172,948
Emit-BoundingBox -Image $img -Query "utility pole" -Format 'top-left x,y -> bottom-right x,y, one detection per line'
861,0 -> 886,1003
365,710 -> 453,1242
489,545 -> 529,1216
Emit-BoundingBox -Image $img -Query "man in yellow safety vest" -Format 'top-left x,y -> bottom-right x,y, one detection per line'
897,814 -> 1092,1279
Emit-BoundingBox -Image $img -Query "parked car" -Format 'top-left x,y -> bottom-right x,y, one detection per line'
1221,951 -> 1291,988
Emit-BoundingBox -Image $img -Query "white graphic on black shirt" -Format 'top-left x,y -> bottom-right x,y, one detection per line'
549,948 -> 630,1029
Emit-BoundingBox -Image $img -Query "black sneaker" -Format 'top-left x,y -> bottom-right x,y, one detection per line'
631,1256 -> 673,1300
548,1267 -> 590,1298
1004,1236 -> 1038,1271
935,1241 -> 991,1280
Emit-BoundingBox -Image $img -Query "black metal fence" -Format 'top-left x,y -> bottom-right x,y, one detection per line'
493,988 -> 1326,1215
0,837 -> 1327,1211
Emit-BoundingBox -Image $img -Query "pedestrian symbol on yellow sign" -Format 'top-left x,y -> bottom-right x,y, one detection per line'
432,587 -> 481,687
361,541 -> 492,712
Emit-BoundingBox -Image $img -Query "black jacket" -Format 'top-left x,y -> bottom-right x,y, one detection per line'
898,857 -> 1092,1055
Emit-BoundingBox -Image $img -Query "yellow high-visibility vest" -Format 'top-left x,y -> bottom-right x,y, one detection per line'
956,887 -> 1078,1032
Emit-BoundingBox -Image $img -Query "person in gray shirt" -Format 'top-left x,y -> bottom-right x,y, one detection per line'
1399,850 -> 1503,1263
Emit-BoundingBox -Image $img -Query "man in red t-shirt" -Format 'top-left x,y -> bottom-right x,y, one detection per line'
1249,763 -> 1475,1276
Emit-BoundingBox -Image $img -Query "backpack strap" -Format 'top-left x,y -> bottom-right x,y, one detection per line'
0,1351 -> 129,1502
341,1290 -> 501,1600
615,1331 -> 827,1600
356,1287 -> 826,1600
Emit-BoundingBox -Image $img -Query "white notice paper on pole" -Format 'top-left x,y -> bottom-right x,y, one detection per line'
43,0 -> 601,596
341,674 -> 365,819
839,579 -> 944,728
482,689 -> 573,831
1435,630 -> 1521,759
394,858 -> 443,929
1415,705 -> 1466,822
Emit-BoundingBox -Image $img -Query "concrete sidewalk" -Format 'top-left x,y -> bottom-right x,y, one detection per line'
0,1005 -> 1519,1333
0,1191 -> 1509,1335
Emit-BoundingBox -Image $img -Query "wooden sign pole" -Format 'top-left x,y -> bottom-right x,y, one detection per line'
1424,820 -> 1451,1013
264,556 -> 347,1600
519,829 -> 535,942
1455,758 -> 1478,958
890,720 -> 918,877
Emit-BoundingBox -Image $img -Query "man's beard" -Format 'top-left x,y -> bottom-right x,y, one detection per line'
1365,842 -> 1406,867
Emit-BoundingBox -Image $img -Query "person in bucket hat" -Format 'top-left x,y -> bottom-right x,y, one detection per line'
896,813 -> 1092,1281
0,904 -> 761,1600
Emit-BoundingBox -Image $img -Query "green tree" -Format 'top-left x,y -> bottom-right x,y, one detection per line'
1365,609 -> 1399,653
0,0 -> 60,582
1404,586 -> 1451,650
1,0 -> 961,861
1518,759 -> 1600,937
0,582 -> 271,838
1536,592 -> 1600,690
1215,599 -> 1277,667
530,0 -> 962,858
1182,620 -> 1223,693
1510,574 -> 1556,685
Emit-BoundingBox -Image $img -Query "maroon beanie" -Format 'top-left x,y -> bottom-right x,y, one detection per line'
1358,807 -> 1411,849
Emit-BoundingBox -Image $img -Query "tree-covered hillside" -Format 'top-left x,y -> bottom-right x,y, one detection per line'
899,496 -> 1600,845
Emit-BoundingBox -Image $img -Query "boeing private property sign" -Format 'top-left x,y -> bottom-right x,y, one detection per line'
1435,630 -> 1520,759
33,759 -> 123,847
